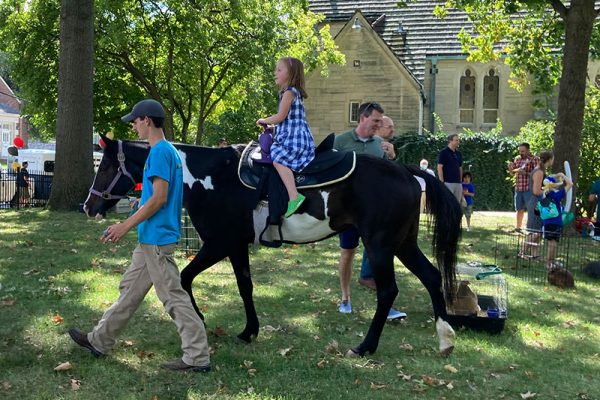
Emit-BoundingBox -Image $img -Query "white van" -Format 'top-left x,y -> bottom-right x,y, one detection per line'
17,149 -> 104,174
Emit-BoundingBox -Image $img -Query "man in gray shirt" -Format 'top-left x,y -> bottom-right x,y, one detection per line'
333,102 -> 405,320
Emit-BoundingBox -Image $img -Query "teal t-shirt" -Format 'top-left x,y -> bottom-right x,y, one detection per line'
138,140 -> 183,245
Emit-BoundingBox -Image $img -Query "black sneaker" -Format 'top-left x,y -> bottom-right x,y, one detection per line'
161,358 -> 211,373
68,328 -> 103,358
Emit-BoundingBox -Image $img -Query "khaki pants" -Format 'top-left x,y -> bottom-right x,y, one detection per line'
88,243 -> 210,366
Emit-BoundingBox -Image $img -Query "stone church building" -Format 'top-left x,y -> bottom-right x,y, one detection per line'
305,0 -> 600,143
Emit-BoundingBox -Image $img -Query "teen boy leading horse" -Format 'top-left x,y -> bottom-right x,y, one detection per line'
68,99 -> 211,372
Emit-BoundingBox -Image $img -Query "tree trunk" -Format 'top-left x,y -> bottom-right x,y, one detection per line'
552,0 -> 597,185
48,0 -> 94,210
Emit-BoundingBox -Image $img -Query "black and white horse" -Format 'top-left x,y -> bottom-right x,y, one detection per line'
84,135 -> 462,357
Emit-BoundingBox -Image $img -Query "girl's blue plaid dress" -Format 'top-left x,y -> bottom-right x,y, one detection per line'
271,87 -> 315,171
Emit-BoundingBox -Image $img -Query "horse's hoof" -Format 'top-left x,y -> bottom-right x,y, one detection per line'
344,348 -> 360,358
440,345 -> 454,357
236,332 -> 257,344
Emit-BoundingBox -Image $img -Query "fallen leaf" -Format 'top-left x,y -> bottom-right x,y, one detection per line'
210,327 -> 227,337
278,347 -> 292,357
325,340 -> 339,354
354,378 -> 361,385
316,359 -> 327,369
562,320 -> 576,329
136,350 -> 154,359
263,325 -> 281,333
399,343 -> 413,350
0,299 -> 16,307
520,391 -> 536,399
71,249 -> 78,254
52,314 -> 64,325
446,382 -> 454,390
444,364 -> 458,373
123,340 -> 134,347
151,395 -> 158,400
524,370 -> 534,379
398,372 -> 412,381
247,368 -> 256,377
54,362 -> 72,371
70,379 -> 81,391
242,360 -> 253,369
422,375 -> 438,386
370,382 -> 387,390
2,381 -> 12,390
23,269 -> 40,276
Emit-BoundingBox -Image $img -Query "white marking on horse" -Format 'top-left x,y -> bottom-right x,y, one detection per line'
436,317 -> 456,356
252,191 -> 335,244
178,150 -> 214,190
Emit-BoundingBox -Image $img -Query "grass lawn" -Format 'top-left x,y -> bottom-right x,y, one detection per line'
0,209 -> 599,400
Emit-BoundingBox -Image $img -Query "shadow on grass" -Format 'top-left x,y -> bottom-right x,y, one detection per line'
1,210 -> 599,399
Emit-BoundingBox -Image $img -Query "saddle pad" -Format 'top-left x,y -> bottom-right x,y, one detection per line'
238,142 -> 356,190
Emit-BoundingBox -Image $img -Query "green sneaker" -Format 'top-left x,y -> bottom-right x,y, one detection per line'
284,193 -> 306,218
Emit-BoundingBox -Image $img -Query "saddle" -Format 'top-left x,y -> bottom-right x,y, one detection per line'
238,133 -> 355,190
238,133 -> 355,248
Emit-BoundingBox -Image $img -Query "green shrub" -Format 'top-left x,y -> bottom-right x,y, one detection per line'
392,129 -> 518,211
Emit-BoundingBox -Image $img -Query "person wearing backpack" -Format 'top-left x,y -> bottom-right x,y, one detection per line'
520,151 -> 554,259
539,173 -> 573,269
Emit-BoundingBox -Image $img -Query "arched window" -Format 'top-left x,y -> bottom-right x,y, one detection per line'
483,68 -> 499,124
459,69 -> 475,124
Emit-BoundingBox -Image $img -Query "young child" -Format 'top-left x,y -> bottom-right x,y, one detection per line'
256,56 -> 315,218
539,173 -> 573,269
462,171 -> 475,231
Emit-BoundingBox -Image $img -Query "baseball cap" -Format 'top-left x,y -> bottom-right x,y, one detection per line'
121,99 -> 165,122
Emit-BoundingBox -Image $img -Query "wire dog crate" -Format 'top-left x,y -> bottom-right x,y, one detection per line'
445,263 -> 508,334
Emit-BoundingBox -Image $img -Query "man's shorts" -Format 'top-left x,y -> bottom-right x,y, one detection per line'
514,190 -> 532,211
543,223 -> 562,241
339,226 -> 360,249
463,204 -> 473,218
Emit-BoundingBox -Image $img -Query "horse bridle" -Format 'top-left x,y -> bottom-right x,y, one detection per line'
89,140 -> 137,201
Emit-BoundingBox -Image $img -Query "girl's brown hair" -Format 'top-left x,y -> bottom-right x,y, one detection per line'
538,150 -> 554,172
280,56 -> 308,99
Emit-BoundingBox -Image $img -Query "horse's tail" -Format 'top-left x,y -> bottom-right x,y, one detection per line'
406,165 -> 461,302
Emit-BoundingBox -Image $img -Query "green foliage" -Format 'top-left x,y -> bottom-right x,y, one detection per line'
0,0 -> 344,143
514,119 -> 555,154
392,130 -> 518,210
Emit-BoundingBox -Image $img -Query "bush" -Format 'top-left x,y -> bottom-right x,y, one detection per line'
392,129 -> 518,211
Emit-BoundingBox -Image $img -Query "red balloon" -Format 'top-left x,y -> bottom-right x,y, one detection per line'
13,137 -> 24,148
98,138 -> 106,149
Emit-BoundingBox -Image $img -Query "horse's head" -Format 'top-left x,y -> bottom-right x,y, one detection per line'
84,134 -> 149,218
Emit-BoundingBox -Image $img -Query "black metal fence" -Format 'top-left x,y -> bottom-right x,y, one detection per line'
0,169 -> 53,209
493,225 -> 600,284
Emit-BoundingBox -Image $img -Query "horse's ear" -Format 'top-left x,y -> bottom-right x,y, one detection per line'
98,133 -> 115,149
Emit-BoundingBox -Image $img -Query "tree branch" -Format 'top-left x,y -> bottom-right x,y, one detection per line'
548,0 -> 568,19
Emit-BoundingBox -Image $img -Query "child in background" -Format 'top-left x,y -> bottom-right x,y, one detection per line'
256,56 -> 315,218
539,173 -> 573,269
462,171 -> 475,231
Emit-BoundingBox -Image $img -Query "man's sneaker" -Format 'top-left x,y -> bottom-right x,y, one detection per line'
338,300 -> 352,314
68,328 -> 103,358
161,358 -> 211,373
387,308 -> 407,321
